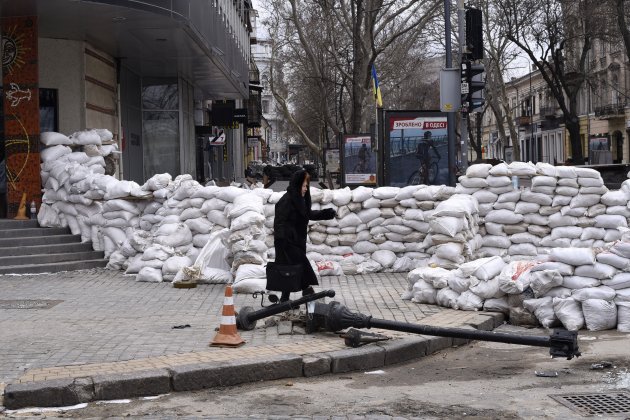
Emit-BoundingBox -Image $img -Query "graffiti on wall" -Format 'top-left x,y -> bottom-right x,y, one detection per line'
1,17 -> 40,217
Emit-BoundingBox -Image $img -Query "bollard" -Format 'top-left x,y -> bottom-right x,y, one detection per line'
311,301 -> 581,360
236,289 -> 336,331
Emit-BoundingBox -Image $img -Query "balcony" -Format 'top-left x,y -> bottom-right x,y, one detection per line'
595,103 -> 626,119
539,106 -> 558,118
515,115 -> 531,126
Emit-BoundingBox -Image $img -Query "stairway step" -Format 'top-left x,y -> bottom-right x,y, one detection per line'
0,259 -> 109,275
0,227 -> 70,239
0,219 -> 39,229
0,242 -> 95,257
0,234 -> 82,248
0,251 -> 105,267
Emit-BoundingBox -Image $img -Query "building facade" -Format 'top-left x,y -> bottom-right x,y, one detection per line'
482,37 -> 630,167
1,0 -> 253,217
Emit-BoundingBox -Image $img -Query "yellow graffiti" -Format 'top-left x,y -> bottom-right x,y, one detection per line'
5,113 -> 31,191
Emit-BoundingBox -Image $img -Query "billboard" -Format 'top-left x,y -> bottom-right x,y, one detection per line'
342,134 -> 377,185
384,111 -> 449,187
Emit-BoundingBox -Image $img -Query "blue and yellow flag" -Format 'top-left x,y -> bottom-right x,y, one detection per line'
371,64 -> 383,108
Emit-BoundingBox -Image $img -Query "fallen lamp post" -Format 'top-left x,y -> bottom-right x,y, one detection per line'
309,301 -> 581,360
236,289 -> 336,331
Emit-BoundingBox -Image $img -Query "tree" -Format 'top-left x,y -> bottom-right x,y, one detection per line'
497,0 -> 609,164
469,0 -> 523,161
260,0 -> 441,156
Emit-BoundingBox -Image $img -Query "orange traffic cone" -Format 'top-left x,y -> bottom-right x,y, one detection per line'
210,284 -> 245,347
14,192 -> 28,220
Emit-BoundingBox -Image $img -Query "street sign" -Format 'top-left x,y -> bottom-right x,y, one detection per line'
461,82 -> 469,94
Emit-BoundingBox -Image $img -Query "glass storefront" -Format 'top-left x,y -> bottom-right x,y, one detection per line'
141,79 -> 179,180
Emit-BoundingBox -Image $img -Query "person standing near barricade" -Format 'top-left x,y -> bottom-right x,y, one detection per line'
273,169 -> 336,302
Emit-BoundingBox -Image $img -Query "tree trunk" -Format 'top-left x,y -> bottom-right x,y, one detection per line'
567,115 -> 584,164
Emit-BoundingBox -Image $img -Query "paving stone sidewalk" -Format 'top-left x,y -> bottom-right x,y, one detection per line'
0,268 -> 503,409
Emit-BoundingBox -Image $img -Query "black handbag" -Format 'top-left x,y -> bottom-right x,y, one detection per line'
266,262 -> 303,292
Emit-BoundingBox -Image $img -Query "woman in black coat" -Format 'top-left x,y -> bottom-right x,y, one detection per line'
273,169 -> 336,301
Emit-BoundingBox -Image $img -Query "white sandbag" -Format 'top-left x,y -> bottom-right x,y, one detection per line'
603,273 -> 630,290
571,286 -> 616,302
508,161 -> 536,176
357,260 -> 382,273
508,243 -> 537,256
466,163 -> 492,178
331,187 -> 352,206
594,214 -> 627,229
523,296 -> 559,328
514,202 -> 541,214
497,260 -> 538,294
338,213 -> 362,229
472,190 -> 498,204
542,286 -> 572,298
574,262 -> 617,280
596,251 -> 630,270
162,256 -> 194,276
459,176 -> 488,188
456,290 -> 484,311
469,277 -> 504,299
496,190 -> 521,203
434,243 -> 465,264
154,223 -> 193,248
41,145 -> 72,161
436,287 -> 460,309
228,193 -> 264,219
563,276 -> 601,289
69,129 -> 101,145
484,209 -> 524,225
136,267 -> 163,283
231,211 -> 265,231
582,299 -> 617,331
617,301 -> 630,332
550,247 -> 594,266
448,271 -> 478,293
232,277 -> 267,294
483,235 -> 511,249
530,270 -> 564,297
486,176 -> 511,188
394,185 -> 417,201
520,190 -> 553,206
601,190 -> 629,206
429,216 -> 465,237
489,162 -> 510,176
314,260 -> 343,276
391,256 -> 415,273
552,297 -> 584,331
432,194 -> 478,218
411,280 -> 438,304
41,131 -> 72,145
358,208 -> 382,224
483,296 -> 510,314
371,249 -> 397,268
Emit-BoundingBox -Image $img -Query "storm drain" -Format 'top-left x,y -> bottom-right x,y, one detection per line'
550,392 -> 630,416
0,300 -> 63,309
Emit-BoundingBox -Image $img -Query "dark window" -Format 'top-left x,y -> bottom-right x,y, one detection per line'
39,88 -> 58,132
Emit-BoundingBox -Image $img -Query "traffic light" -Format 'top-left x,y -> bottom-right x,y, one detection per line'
468,63 -> 485,112
460,60 -> 485,113
466,8 -> 483,60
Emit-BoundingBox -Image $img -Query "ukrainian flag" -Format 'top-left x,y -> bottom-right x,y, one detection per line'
371,64 -> 383,108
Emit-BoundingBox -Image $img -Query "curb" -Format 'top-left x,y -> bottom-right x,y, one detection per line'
2,312 -> 505,410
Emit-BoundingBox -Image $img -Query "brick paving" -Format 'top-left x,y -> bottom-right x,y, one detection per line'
0,268 -> 487,392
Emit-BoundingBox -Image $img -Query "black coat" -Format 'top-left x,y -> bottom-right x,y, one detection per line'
273,170 -> 335,288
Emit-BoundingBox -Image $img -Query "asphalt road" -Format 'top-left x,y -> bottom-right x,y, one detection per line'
9,325 -> 629,419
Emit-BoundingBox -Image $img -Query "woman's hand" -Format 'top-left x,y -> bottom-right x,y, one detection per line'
321,208 -> 336,220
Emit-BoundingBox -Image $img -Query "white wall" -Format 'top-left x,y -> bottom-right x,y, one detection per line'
38,38 -> 85,134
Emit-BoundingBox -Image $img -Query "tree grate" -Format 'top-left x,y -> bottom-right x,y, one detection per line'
550,392 -> 630,416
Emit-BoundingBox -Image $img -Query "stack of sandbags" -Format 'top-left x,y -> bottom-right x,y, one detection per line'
425,194 -> 481,268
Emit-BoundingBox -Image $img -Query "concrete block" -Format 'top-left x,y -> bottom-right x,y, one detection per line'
470,313 -> 502,331
278,321 -> 293,335
92,369 -> 171,401
327,345 -> 385,373
422,335 -> 453,355
3,377 -> 94,410
302,354 -> 331,377
171,354 -> 303,392
378,337 -> 429,366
